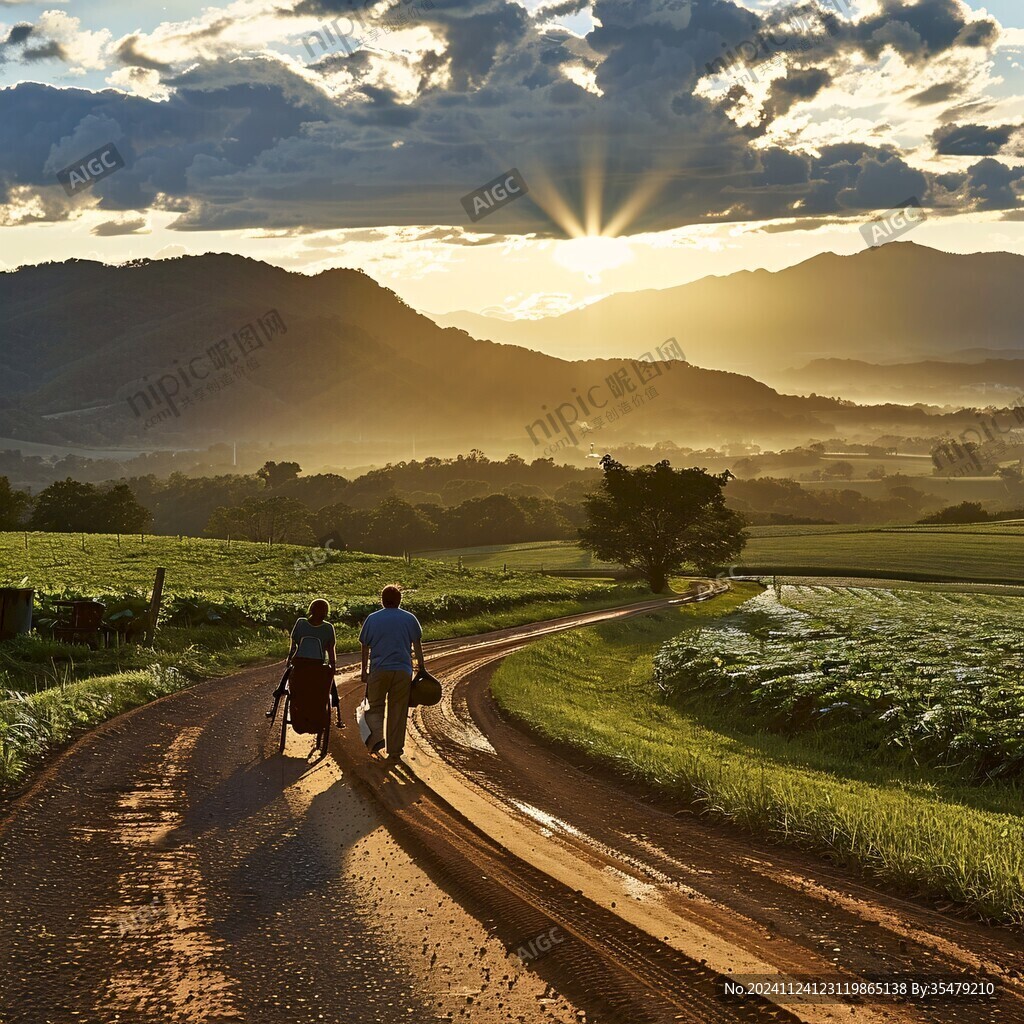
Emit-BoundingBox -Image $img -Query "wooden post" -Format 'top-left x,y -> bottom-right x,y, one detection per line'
146,567 -> 166,645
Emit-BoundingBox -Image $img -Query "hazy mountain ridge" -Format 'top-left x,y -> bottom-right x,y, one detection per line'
765,357 -> 1024,406
0,253 -> 996,455
431,244 -> 1024,374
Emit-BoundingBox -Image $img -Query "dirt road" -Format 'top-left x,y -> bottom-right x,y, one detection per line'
1,586 -> 1021,1024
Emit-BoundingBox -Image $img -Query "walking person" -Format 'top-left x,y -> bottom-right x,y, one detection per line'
359,585 -> 425,761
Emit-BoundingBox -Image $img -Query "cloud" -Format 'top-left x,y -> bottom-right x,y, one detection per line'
91,215 -> 148,235
114,36 -> 173,73
964,157 -> 1022,210
5,22 -> 31,44
0,11 -> 110,70
0,0 -> 1017,237
22,40 -> 66,61
931,121 -> 1015,156
908,81 -> 959,106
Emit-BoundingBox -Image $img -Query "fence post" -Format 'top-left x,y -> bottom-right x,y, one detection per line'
146,567 -> 166,645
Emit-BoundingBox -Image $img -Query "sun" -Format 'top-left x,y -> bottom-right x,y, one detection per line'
552,235 -> 634,280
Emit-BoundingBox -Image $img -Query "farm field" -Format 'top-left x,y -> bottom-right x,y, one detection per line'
492,582 -> 1024,924
739,521 -> 1024,581
420,520 -> 1024,583
0,532 -> 637,631
656,584 -> 1024,779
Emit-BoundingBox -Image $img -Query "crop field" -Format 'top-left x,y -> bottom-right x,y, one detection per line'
417,540 -> 615,571
738,521 -> 1024,582
492,582 -> 1024,922
654,585 -> 1024,780
0,532 -> 634,632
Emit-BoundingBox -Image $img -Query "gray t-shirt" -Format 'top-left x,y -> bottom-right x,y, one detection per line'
291,618 -> 335,662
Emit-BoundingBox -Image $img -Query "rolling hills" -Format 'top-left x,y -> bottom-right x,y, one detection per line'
0,252 -> 1003,455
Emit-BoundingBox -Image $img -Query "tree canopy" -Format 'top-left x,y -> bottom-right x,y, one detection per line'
578,457 -> 745,592
28,479 -> 151,534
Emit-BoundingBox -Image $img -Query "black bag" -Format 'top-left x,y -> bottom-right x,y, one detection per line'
409,667 -> 443,707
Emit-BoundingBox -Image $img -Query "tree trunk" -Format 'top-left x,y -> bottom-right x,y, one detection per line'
647,569 -> 668,593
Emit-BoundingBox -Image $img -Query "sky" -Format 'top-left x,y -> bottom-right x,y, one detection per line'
0,0 -> 1022,321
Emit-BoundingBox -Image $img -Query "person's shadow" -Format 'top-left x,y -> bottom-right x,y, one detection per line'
157,754 -> 310,850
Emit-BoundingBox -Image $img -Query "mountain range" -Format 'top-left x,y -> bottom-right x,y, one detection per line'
763,358 -> 1024,407
431,243 -> 1024,375
0,250 -> 1007,459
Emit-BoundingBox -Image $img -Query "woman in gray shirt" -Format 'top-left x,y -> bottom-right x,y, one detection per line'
271,598 -> 341,726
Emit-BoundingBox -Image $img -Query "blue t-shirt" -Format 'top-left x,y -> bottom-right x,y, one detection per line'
358,607 -> 422,675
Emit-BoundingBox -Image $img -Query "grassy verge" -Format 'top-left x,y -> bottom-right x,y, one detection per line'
490,583 -> 1024,925
0,625 -> 281,794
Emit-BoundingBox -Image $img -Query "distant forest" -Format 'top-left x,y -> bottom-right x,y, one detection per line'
0,451 -> 991,553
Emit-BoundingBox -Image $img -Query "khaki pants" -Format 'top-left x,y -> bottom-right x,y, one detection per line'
365,669 -> 412,756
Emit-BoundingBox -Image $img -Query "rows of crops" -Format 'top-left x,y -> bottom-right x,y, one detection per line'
1,533 -> 635,632
654,585 -> 1024,780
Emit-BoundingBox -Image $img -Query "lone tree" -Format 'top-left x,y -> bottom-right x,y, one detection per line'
578,457 -> 745,592
257,461 -> 301,489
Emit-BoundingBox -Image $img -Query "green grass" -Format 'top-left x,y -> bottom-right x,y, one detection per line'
416,539 -> 616,571
419,521 -> 1024,584
0,666 -> 193,792
0,532 -> 653,793
491,583 -> 1024,924
738,522 -> 1024,582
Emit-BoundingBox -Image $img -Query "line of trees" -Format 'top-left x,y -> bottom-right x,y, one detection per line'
0,477 -> 152,533
203,492 -> 583,553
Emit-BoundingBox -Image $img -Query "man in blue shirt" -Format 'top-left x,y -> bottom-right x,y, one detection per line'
358,584 -> 425,760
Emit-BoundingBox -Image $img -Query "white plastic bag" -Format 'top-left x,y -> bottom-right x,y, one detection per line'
356,697 -> 371,744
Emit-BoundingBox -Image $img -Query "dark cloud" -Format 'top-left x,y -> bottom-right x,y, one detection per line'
5,23 -> 33,45
964,158 -> 1020,211
115,36 -> 174,73
931,122 -> 1014,157
934,170 -> 965,192
91,216 -> 148,235
22,40 -> 66,61
0,0 -> 1016,235
908,81 -> 958,106
761,67 -> 831,125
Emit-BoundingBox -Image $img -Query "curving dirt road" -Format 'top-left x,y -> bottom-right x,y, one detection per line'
1,585 -> 1022,1024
